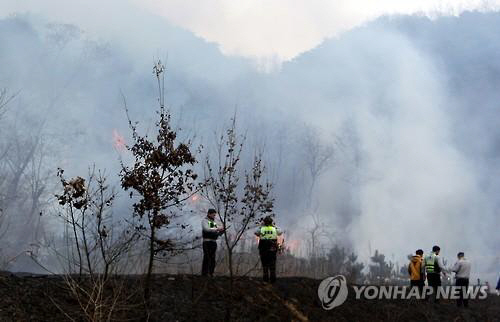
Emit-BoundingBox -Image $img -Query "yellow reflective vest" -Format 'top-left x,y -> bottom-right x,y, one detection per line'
259,226 -> 278,240
425,253 -> 438,273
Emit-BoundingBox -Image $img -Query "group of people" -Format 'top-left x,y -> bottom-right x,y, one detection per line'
408,245 -> 472,306
201,209 -> 282,283
201,208 -> 488,306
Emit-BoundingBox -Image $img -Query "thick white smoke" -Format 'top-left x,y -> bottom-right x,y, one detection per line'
0,1 -> 498,285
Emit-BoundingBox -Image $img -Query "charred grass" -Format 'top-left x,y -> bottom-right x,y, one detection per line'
0,273 -> 498,321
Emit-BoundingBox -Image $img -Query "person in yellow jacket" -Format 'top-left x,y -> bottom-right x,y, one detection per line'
408,249 -> 425,295
254,216 -> 283,283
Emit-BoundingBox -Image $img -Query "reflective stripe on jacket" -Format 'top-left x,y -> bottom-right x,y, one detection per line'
425,253 -> 439,273
259,226 -> 278,240
202,218 -> 219,240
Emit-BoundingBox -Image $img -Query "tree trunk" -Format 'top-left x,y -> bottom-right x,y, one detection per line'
228,249 -> 234,285
145,223 -> 155,302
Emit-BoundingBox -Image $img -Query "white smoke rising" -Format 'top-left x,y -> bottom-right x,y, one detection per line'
0,1 -> 499,285
263,24 -> 500,283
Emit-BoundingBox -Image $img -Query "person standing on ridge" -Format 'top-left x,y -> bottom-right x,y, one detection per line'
452,252 -> 471,307
408,249 -> 426,296
424,245 -> 447,302
201,208 -> 224,277
255,216 -> 283,283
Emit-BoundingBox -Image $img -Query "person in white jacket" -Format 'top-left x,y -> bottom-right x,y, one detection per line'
201,209 -> 224,276
452,252 -> 471,307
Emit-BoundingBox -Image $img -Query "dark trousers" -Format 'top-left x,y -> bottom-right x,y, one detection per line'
410,279 -> 425,297
427,273 -> 441,302
202,241 -> 217,276
259,249 -> 277,283
456,278 -> 469,307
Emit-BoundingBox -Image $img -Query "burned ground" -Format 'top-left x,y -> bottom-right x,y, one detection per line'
0,272 -> 498,321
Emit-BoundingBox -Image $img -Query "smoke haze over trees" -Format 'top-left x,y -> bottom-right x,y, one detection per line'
0,9 -> 499,286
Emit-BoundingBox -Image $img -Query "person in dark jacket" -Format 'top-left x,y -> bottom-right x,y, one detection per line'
408,249 -> 426,296
255,216 -> 282,283
201,209 -> 224,277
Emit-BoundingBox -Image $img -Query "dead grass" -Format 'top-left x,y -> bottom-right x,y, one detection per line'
0,272 -> 498,321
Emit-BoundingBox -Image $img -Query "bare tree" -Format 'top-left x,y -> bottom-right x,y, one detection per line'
299,125 -> 335,208
0,89 -> 53,269
307,212 -> 327,257
120,61 -> 200,302
0,88 -> 15,118
51,167 -> 139,321
55,167 -> 136,277
201,116 -> 274,283
296,125 -> 337,273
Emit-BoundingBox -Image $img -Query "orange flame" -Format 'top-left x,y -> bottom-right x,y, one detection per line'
113,129 -> 126,151
286,239 -> 300,253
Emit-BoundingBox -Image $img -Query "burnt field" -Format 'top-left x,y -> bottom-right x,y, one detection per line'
0,272 -> 498,321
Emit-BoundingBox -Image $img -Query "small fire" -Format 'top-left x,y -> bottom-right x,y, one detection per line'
112,129 -> 126,151
191,194 -> 199,202
254,234 -> 291,247
286,239 -> 300,253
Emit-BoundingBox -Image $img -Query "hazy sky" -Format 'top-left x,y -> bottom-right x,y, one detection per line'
138,0 -> 500,64
2,0 -> 500,66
